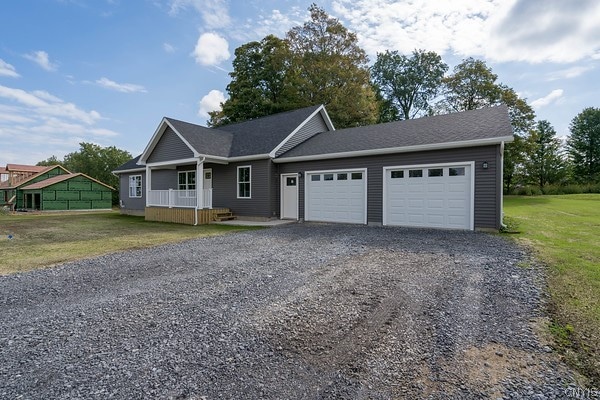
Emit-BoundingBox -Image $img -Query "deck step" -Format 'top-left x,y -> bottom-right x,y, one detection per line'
213,210 -> 236,222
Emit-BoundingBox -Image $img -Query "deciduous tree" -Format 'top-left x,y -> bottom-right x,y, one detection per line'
524,120 -> 566,189
286,4 -> 378,128
567,107 -> 600,183
371,49 -> 447,120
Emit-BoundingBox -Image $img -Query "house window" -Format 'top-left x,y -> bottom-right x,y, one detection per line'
128,175 -> 142,198
178,171 -> 196,191
237,166 -> 251,198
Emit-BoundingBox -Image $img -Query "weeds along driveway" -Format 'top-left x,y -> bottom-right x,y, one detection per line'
0,224 -> 576,399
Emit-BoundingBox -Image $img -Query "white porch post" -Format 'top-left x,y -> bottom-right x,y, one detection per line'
196,159 -> 204,209
145,166 -> 152,208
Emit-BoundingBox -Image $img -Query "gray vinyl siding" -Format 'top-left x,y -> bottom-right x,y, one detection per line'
151,169 -> 177,190
119,172 -> 146,211
278,145 -> 501,229
275,114 -> 329,157
210,159 -> 273,217
147,127 -> 194,163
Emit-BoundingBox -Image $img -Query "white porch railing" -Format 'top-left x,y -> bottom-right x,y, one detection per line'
147,189 -> 213,209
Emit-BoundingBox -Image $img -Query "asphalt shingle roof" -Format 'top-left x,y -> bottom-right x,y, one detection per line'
216,105 -> 322,157
278,105 -> 512,158
166,119 -> 233,158
113,155 -> 143,172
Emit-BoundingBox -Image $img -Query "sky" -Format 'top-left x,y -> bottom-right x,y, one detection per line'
1,0 -> 599,165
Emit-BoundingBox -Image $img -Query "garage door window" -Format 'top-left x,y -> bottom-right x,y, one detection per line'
391,170 -> 404,179
337,173 -> 348,180
351,172 -> 363,180
311,174 -> 321,181
449,167 -> 465,176
324,174 -> 334,181
409,169 -> 423,178
428,168 -> 444,177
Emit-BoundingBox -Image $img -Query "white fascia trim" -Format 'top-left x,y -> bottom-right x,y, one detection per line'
139,118 -> 200,163
319,106 -> 335,131
269,105 -> 335,158
227,154 -> 271,162
273,136 -> 514,164
112,168 -> 146,175
146,157 -> 199,168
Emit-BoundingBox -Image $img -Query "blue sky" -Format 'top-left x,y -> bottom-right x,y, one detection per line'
1,0 -> 599,165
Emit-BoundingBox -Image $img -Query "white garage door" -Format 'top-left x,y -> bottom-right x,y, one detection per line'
306,170 -> 367,224
384,163 -> 473,230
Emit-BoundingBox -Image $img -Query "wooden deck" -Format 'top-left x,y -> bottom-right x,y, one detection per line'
145,207 -> 231,225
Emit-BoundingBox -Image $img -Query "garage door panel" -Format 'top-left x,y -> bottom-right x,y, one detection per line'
385,165 -> 471,230
306,170 -> 366,224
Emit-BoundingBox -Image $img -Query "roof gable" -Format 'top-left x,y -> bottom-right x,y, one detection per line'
277,105 -> 513,161
218,105 -> 327,157
20,173 -> 114,191
139,118 -> 200,164
10,165 -> 71,189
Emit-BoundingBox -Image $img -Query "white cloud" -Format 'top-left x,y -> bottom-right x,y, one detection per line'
0,85 -> 120,164
0,84 -> 102,125
547,65 -> 594,81
163,42 -> 176,53
23,50 -> 57,71
531,89 -> 564,110
96,77 -> 147,93
169,0 -> 231,29
247,8 -> 306,40
198,89 -> 225,118
331,0 -> 600,64
192,32 -> 230,66
0,59 -> 19,78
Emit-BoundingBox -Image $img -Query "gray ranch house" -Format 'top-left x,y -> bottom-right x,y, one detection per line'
113,104 -> 512,230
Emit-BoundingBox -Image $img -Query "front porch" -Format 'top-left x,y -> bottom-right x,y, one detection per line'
145,206 -> 232,225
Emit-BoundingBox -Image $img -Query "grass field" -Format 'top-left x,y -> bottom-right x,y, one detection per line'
0,211 -> 258,275
503,194 -> 600,384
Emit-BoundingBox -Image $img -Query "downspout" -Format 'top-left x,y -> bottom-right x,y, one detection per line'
194,157 -> 206,226
500,141 -> 507,229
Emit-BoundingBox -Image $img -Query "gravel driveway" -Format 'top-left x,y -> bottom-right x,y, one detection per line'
0,224 -> 576,399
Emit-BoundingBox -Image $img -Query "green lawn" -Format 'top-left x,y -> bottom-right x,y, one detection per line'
0,211 -> 258,275
504,194 -> 600,383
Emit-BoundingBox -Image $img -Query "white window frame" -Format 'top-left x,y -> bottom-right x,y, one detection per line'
178,170 -> 196,190
237,165 -> 251,199
128,175 -> 142,198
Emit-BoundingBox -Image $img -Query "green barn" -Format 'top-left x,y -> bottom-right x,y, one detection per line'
13,167 -> 114,211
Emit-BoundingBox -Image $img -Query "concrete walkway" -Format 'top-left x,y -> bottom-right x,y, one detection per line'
213,218 -> 298,227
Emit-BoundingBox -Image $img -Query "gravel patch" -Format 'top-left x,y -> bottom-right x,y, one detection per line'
0,224 -> 577,399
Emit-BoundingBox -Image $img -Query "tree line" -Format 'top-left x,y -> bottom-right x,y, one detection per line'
209,4 -> 600,193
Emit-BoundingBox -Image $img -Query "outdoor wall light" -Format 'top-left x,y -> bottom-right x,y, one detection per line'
298,172 -> 303,178
482,161 -> 489,169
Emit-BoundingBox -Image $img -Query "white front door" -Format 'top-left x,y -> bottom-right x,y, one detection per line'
203,169 -> 212,190
203,168 -> 213,209
281,173 -> 298,220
